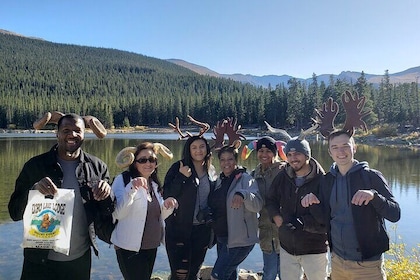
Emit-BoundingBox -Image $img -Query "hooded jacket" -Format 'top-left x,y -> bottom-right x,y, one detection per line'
319,160 -> 401,260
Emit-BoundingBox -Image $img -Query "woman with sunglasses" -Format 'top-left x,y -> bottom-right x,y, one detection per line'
163,135 -> 216,280
111,142 -> 178,280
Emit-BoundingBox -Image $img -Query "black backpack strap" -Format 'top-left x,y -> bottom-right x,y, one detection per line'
121,171 -> 131,187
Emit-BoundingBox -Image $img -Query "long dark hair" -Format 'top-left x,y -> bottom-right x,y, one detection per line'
128,142 -> 162,192
182,136 -> 212,174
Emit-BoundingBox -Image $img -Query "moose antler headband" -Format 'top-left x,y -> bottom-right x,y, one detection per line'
33,111 -> 107,138
212,117 -> 246,150
169,115 -> 210,139
264,90 -> 370,140
315,90 -> 371,138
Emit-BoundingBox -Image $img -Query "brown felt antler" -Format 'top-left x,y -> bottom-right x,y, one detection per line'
342,91 -> 371,136
224,117 -> 246,145
212,119 -> 228,150
315,97 -> 339,138
168,115 -> 210,140
212,117 -> 246,150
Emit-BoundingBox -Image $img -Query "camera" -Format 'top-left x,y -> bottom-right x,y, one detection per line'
196,207 -> 213,225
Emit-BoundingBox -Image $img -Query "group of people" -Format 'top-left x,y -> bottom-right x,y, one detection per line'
8,112 -> 400,280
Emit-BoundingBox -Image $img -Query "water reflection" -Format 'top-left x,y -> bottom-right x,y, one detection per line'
0,134 -> 418,279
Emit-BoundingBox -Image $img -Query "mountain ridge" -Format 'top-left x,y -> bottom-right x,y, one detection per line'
1,28 -> 418,88
167,59 -> 420,88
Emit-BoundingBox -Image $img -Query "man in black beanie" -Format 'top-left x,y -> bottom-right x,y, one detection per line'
266,136 -> 328,280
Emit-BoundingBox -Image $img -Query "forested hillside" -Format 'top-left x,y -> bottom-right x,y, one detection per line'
1,32 -> 419,130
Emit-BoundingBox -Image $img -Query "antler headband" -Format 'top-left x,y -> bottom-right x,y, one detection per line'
263,119 -> 319,142
33,111 -> 107,138
315,90 -> 370,138
264,90 -> 370,140
169,115 -> 210,139
115,143 -> 173,169
212,117 -> 246,150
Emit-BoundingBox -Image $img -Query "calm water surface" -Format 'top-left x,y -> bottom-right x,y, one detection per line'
0,132 -> 418,280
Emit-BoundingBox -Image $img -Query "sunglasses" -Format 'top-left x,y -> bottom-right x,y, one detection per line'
135,157 -> 157,164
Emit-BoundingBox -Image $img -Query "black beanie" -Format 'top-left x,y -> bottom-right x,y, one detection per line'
284,137 -> 311,158
256,136 -> 277,155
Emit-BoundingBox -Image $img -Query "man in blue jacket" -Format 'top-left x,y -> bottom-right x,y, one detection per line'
302,130 -> 401,280
8,113 -> 113,280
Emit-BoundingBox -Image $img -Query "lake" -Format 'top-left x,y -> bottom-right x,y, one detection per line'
0,132 -> 418,280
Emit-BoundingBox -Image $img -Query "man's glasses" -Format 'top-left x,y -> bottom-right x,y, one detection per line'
135,157 -> 157,164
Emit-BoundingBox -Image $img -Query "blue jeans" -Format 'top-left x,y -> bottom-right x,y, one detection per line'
211,236 -> 255,280
262,241 -> 280,280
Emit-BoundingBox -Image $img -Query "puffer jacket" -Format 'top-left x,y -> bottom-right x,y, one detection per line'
8,144 -> 113,263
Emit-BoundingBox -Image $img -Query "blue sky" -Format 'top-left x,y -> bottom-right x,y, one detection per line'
1,0 -> 419,78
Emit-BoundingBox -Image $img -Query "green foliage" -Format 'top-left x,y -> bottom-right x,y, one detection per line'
1,33 -> 419,130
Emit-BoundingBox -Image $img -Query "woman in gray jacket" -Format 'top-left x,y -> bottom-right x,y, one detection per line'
208,142 -> 263,280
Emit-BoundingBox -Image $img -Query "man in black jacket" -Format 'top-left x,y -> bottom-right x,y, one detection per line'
266,137 -> 328,280
8,113 -> 113,280
302,130 -> 401,280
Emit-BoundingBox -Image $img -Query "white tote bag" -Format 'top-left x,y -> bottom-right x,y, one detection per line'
22,189 -> 75,255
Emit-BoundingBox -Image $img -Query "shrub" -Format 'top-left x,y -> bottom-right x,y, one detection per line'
385,229 -> 420,279
371,125 -> 398,137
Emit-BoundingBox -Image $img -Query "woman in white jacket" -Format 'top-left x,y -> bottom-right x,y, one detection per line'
111,142 -> 178,280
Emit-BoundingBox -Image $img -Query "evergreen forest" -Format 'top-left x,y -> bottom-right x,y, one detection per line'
1,32 -> 419,130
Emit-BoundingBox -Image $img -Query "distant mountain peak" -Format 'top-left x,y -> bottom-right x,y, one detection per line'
167,58 -> 420,88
